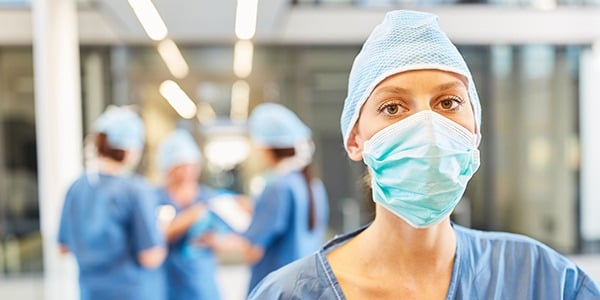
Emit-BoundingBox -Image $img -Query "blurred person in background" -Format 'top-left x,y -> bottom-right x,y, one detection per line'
58,106 -> 166,300
248,10 -> 600,299
156,128 -> 242,300
233,103 -> 330,292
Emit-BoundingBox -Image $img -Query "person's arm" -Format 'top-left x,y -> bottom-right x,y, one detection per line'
131,180 -> 168,269
207,183 -> 291,263
138,246 -> 167,269
163,203 -> 207,243
59,244 -> 70,254
235,195 -> 254,214
202,233 -> 264,263
57,184 -> 75,255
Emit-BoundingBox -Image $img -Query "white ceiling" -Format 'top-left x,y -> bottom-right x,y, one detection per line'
1,2 -> 600,45
90,0 -> 290,44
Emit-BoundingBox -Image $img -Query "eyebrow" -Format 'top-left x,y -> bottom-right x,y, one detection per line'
370,80 -> 468,98
371,86 -> 411,96
433,81 -> 467,93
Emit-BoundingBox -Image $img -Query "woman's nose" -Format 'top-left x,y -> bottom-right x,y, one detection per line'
412,99 -> 433,114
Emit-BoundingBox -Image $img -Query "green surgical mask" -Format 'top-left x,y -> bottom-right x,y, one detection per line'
362,111 -> 480,228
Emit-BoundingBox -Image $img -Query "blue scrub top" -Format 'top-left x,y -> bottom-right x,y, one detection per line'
156,184 -> 224,300
249,224 -> 600,299
58,173 -> 166,300
243,170 -> 330,291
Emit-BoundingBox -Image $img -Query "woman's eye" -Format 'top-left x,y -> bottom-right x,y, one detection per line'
380,103 -> 402,115
438,97 -> 462,110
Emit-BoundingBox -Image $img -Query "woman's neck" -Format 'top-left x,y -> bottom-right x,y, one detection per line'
97,157 -> 125,175
353,205 -> 456,277
326,205 -> 457,299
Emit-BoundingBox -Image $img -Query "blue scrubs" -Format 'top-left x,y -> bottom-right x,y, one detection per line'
249,224 -> 600,299
58,174 -> 165,300
156,185 -> 224,300
243,170 -> 329,291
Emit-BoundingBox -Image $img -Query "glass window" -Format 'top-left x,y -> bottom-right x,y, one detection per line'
462,45 -> 581,253
0,42 -> 586,279
0,48 -> 41,275
0,47 -> 112,277
115,43 -> 584,253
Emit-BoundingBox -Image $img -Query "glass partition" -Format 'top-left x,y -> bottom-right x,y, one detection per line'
463,45 -> 581,253
120,43 -> 583,253
0,47 -> 112,276
0,42 -> 589,279
0,48 -> 41,275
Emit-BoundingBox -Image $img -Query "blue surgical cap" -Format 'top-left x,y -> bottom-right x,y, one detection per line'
93,105 -> 145,151
248,103 -> 311,148
157,129 -> 202,172
340,10 -> 481,150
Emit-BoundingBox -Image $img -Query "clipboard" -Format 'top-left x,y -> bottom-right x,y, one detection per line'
207,194 -> 251,233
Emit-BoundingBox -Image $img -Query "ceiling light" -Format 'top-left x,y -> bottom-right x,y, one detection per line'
233,40 -> 254,78
197,102 -> 217,124
230,80 -> 250,121
128,0 -> 168,41
157,39 -> 189,79
235,0 -> 258,40
159,80 -> 197,119
204,136 -> 250,170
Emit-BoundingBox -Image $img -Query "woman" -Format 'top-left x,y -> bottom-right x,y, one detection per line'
154,128 -> 226,300
241,103 -> 330,291
248,10 -> 600,299
58,106 -> 166,300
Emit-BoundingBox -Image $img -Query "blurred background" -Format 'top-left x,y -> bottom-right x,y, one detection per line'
1,0 -> 600,299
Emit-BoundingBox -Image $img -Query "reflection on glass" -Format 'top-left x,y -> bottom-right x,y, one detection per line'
470,44 -> 579,253
0,49 -> 42,275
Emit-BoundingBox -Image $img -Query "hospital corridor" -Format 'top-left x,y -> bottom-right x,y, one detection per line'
1,0 -> 600,299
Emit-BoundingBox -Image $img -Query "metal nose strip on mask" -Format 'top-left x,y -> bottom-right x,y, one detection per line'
433,114 -> 478,148
364,111 -> 432,149
365,111 -> 476,152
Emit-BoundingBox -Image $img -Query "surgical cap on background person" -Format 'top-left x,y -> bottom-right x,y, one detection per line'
156,129 -> 202,173
93,105 -> 145,151
248,103 -> 311,149
339,10 -> 482,150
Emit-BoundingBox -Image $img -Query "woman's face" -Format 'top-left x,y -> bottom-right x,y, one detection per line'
168,164 -> 200,184
257,147 -> 278,168
122,149 -> 142,171
347,69 -> 476,161
166,164 -> 200,206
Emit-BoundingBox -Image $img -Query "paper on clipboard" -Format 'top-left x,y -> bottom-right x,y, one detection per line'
208,194 -> 251,233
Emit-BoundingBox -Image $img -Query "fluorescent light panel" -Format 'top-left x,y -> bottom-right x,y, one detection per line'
197,102 -> 217,124
157,39 -> 189,79
233,40 -> 254,78
533,0 -> 557,10
205,137 -> 250,170
230,80 -> 250,121
159,80 -> 197,119
235,0 -> 258,40
128,0 -> 168,41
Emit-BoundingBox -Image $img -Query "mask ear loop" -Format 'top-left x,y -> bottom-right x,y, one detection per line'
466,92 -> 482,147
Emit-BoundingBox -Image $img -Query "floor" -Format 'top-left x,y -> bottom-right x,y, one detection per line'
0,264 -> 251,300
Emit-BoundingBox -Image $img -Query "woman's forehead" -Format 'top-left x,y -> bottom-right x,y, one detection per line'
374,69 -> 468,90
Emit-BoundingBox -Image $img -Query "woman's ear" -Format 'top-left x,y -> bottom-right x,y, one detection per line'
346,128 -> 364,161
